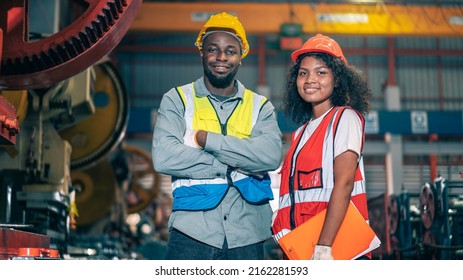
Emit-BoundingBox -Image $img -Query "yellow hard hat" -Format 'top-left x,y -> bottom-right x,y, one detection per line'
195,12 -> 250,58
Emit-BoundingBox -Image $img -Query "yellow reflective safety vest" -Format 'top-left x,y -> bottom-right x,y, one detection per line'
171,83 -> 274,211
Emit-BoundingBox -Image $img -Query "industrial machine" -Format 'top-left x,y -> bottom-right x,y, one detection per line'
369,175 -> 463,260
0,0 -> 162,260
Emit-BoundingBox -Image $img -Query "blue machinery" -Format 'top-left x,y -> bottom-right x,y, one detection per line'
369,176 -> 463,259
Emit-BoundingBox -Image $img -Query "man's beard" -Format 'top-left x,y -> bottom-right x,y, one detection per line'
204,64 -> 238,89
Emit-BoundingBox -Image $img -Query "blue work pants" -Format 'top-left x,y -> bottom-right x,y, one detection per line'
165,228 -> 265,260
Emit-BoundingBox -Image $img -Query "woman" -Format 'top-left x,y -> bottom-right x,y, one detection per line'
272,34 -> 372,260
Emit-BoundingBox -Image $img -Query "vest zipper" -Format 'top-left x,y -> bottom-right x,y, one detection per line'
289,175 -> 296,229
288,123 -> 307,230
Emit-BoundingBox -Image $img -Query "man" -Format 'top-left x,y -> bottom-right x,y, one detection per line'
151,12 -> 282,260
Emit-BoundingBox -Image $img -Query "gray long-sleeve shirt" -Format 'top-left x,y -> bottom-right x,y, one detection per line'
151,77 -> 283,249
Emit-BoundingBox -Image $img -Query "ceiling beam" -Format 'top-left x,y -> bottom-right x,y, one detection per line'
129,2 -> 463,37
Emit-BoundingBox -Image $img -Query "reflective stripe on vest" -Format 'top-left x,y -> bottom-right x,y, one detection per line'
171,83 -> 273,211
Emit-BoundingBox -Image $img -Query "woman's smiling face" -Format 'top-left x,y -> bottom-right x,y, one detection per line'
296,55 -> 335,117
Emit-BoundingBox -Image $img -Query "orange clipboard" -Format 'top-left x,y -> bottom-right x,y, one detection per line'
278,202 -> 381,260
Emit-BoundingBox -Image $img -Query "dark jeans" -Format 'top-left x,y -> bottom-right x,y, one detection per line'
165,228 -> 265,260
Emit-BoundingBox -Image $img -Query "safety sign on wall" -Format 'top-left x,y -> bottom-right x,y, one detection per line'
411,111 -> 428,134
364,111 -> 379,134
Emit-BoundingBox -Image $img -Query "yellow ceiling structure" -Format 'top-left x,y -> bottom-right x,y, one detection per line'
130,2 -> 463,37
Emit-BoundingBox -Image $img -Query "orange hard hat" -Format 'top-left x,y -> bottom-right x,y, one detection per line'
195,12 -> 250,58
291,34 -> 348,65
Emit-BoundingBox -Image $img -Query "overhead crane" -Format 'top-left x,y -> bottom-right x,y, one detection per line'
130,2 -> 463,37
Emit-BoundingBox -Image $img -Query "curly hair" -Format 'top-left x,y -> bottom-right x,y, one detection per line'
281,52 -> 371,126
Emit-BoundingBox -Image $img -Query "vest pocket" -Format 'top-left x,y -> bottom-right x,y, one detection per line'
197,110 -> 221,132
297,168 -> 323,190
198,109 -> 217,121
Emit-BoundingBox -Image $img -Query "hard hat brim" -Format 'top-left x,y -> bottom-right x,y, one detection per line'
291,48 -> 348,65
202,30 -> 242,45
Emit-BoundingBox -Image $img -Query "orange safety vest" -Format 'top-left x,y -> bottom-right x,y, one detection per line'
272,106 -> 370,258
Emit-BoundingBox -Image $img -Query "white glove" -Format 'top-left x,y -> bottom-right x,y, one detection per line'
183,129 -> 201,149
311,245 -> 334,260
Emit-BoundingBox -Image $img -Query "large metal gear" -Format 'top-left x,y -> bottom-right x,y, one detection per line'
420,182 -> 437,230
72,159 -> 117,226
59,60 -> 129,170
123,144 -> 161,214
0,0 -> 142,90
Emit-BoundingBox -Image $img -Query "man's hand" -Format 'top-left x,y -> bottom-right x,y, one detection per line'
183,129 -> 201,149
311,245 -> 334,260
